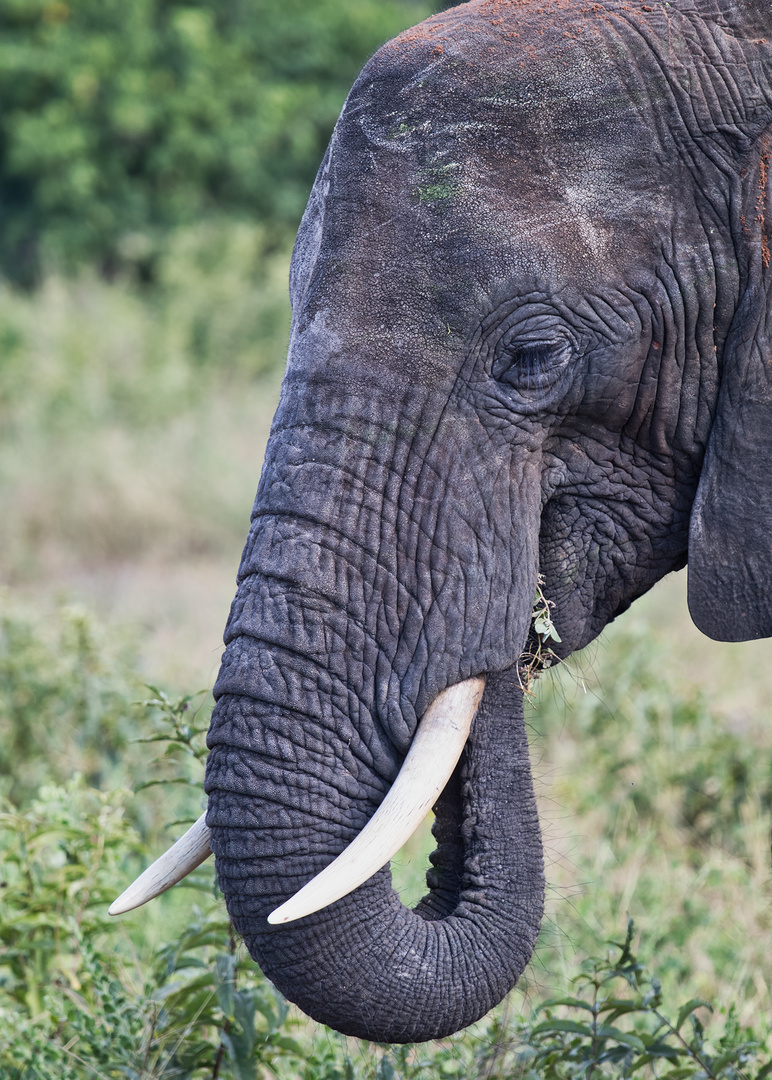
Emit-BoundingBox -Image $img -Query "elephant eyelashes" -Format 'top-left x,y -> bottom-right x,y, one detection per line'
491,341 -> 568,395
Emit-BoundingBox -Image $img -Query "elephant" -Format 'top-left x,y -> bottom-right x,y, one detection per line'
111,0 -> 772,1046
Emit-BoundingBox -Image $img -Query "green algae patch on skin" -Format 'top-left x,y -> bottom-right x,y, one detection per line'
416,163 -> 462,205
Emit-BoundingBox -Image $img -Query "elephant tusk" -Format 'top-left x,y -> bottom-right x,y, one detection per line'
108,811 -> 212,916
267,675 -> 486,925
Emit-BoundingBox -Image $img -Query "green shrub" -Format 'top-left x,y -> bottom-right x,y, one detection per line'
1,594 -> 771,1075
0,0 -> 432,284
0,596 -> 214,841
536,624 -> 772,857
509,919 -> 768,1080
530,622 -> 772,1029
0,597 -> 139,805
0,780 -> 305,1079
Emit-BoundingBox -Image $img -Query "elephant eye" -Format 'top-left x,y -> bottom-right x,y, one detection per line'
491,341 -> 567,390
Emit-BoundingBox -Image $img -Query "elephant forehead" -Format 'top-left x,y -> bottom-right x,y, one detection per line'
288,0 -> 734,388
360,0 -> 652,157
300,7 -> 677,304
377,0 -> 612,98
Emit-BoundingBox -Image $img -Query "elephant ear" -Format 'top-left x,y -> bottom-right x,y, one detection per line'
686,9 -> 772,640
688,279 -> 772,641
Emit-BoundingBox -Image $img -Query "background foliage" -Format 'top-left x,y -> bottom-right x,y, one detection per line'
0,0 -> 430,284
3,607 -> 772,1077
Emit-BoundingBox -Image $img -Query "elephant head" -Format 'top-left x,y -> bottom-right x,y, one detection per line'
112,0 -> 772,1044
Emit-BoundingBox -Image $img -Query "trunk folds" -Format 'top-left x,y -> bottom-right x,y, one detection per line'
206,668 -> 544,1043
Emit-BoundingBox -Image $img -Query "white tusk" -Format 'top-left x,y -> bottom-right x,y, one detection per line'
268,675 -> 486,925
108,812 -> 212,916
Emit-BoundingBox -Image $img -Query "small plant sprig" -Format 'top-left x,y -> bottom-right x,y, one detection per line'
131,685 -> 213,857
134,686 -> 210,810
517,918 -> 767,1079
519,574 -> 562,697
137,685 -> 210,761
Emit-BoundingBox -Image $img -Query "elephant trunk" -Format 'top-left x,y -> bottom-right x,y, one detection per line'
205,643 -> 544,1043
203,367 -> 544,1040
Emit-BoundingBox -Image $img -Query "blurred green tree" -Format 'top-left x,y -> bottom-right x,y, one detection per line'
0,0 -> 431,284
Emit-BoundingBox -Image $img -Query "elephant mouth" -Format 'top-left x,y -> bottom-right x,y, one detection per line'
108,675 -> 487,920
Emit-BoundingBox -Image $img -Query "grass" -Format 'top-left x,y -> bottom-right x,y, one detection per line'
3,612 -> 771,1076
0,223 -> 288,584
530,617 -> 772,1031
3,593 -> 772,1075
2,237 -> 772,1074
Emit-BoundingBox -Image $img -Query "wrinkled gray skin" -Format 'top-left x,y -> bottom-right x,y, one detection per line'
205,0 -> 772,1044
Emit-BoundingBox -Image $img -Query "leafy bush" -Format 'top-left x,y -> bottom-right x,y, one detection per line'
0,0 -> 432,284
2,585 -> 772,1073
2,785 -> 767,1080
0,781 -> 305,1079
0,597 -> 214,843
510,919 -> 768,1080
530,621 -> 772,1028
0,597 -> 139,805
537,624 -> 772,857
